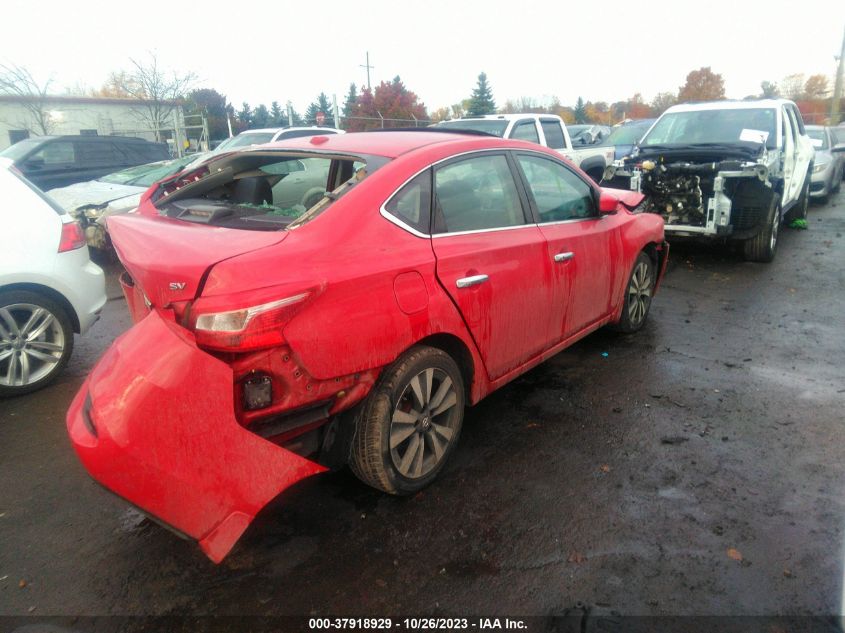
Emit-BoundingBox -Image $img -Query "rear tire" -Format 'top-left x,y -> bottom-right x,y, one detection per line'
743,193 -> 781,263
790,176 -> 810,220
350,346 -> 465,495
612,252 -> 655,334
0,290 -> 74,398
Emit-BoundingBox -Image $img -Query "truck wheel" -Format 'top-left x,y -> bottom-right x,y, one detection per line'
0,290 -> 74,398
611,252 -> 655,334
743,194 -> 781,263
350,346 -> 465,495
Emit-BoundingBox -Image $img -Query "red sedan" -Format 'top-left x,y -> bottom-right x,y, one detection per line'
66,131 -> 668,563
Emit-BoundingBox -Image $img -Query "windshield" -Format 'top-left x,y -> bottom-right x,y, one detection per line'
603,121 -> 653,146
0,138 -> 44,161
641,108 -> 778,150
434,119 -> 509,137
216,132 -> 276,152
98,154 -> 201,187
806,128 -> 828,150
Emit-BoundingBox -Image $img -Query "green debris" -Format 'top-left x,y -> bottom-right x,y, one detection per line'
789,219 -> 808,230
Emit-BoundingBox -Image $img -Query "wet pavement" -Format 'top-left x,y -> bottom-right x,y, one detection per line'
1,193 -> 844,619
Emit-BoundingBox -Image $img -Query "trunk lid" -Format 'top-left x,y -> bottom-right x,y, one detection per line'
107,214 -> 286,307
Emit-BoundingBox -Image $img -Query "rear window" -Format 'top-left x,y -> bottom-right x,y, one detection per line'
434,119 -> 509,137
8,166 -> 66,215
0,138 -> 43,161
221,133 -> 276,150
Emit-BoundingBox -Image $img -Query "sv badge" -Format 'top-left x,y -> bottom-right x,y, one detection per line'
169,282 -> 187,291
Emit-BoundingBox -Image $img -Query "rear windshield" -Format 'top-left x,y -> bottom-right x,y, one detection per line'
0,138 -> 44,161
216,132 -> 276,151
434,119 -> 509,137
642,108 -> 778,150
602,122 -> 653,146
155,151 -> 387,231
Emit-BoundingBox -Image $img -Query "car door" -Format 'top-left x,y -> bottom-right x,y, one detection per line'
780,106 -> 799,206
514,152 -> 620,341
430,152 -> 554,380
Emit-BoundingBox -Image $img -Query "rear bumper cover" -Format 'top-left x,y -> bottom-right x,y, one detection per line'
66,310 -> 325,563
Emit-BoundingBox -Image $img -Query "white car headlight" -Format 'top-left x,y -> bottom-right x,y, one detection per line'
813,162 -> 829,173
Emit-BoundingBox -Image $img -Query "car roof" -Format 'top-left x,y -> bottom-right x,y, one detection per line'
664,99 -> 794,114
444,113 -> 563,122
239,127 -> 341,134
255,130 -> 527,159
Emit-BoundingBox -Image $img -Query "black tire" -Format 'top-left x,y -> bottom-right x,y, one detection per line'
0,289 -> 74,398
743,193 -> 781,263
350,345 -> 465,495
612,252 -> 655,334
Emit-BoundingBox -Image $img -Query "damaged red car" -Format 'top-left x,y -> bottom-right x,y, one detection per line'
66,130 -> 668,563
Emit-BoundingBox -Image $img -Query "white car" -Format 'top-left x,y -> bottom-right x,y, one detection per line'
214,126 -> 344,153
0,158 -> 106,396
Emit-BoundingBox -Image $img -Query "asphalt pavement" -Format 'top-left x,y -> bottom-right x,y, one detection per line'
1,192 -> 844,621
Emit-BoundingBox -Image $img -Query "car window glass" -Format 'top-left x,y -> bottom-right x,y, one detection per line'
433,154 -> 525,234
384,171 -> 431,234
790,106 -> 805,134
511,120 -> 540,143
785,108 -> 798,146
269,157 -> 332,214
518,154 -> 596,222
540,120 -> 566,149
31,141 -> 75,165
77,141 -> 118,165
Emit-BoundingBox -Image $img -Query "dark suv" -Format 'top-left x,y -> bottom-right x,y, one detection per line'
0,135 -> 170,190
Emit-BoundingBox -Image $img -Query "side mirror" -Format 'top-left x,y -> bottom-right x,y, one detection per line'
598,190 -> 619,214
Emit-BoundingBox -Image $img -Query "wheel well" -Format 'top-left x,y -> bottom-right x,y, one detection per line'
0,283 -> 80,333
642,242 -> 660,267
417,333 -> 474,400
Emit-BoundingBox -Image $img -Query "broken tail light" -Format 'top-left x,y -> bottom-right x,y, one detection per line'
191,291 -> 312,351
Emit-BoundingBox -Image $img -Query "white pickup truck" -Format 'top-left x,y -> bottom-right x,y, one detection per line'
434,114 -> 614,183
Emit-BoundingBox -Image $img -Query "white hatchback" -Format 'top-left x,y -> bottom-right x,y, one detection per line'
0,158 -> 106,396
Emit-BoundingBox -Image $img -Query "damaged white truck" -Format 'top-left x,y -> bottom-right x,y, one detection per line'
602,99 -> 814,262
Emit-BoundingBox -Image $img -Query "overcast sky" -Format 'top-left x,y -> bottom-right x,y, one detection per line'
2,0 -> 842,113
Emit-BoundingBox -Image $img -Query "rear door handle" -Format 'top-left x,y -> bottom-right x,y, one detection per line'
554,252 -> 575,262
456,274 -> 489,288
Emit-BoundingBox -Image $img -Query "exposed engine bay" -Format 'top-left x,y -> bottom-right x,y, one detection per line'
603,150 -> 779,238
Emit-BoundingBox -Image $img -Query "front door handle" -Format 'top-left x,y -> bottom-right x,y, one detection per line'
554,252 -> 575,262
456,274 -> 489,288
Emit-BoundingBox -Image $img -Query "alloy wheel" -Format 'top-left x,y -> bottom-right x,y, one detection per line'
0,304 -> 66,388
627,261 -> 653,326
389,367 -> 459,479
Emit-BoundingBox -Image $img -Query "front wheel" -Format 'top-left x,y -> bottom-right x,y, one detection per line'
0,290 -> 74,397
350,346 -> 465,495
612,252 -> 655,334
743,193 -> 781,263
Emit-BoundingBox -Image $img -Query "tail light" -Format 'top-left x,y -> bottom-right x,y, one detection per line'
58,221 -> 86,252
191,291 -> 312,351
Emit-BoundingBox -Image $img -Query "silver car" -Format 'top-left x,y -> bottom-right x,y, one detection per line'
806,125 -> 845,202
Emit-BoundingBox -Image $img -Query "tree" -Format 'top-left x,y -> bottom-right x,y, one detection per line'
106,53 -> 196,141
651,91 -> 677,115
573,97 -> 587,123
430,106 -> 452,123
342,83 -> 358,123
270,101 -> 284,126
677,67 -> 725,103
0,63 -> 56,135
348,78 -> 428,132
306,92 -> 334,127
238,102 -> 253,127
804,74 -> 830,100
185,88 -> 232,140
467,72 -> 496,115
253,104 -> 270,128
760,81 -> 780,98
780,73 -> 806,100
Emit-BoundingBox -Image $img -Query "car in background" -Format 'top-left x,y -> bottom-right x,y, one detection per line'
599,119 -> 656,160
67,130 -> 668,563
0,158 -> 106,397
434,114 -> 614,182
214,126 -> 344,153
805,125 -> 845,202
568,124 -> 612,145
0,135 -> 170,190
48,153 -> 211,250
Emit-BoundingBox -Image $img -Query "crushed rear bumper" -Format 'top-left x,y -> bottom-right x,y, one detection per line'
66,309 -> 325,563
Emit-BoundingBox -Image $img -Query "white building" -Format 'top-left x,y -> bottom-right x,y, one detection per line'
0,95 -> 179,151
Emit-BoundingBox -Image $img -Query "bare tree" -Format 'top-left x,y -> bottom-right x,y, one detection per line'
110,53 -> 196,141
0,63 -> 56,135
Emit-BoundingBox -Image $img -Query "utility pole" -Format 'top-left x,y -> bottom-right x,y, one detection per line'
287,100 -> 293,127
831,24 -> 845,125
360,52 -> 374,91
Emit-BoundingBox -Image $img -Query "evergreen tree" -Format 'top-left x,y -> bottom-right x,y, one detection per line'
573,97 -> 587,123
305,92 -> 335,127
343,83 -> 358,121
270,101 -> 284,126
467,72 -> 496,116
238,102 -> 253,127
253,104 -> 270,128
